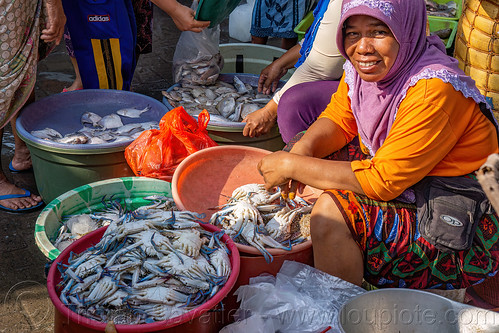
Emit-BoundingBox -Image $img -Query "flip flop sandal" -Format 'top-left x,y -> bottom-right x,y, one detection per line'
8,161 -> 32,173
0,189 -> 44,213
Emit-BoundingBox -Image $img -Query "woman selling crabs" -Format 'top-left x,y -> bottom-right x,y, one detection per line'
258,0 -> 499,289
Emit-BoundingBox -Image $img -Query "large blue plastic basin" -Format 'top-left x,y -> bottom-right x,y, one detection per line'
16,89 -> 169,203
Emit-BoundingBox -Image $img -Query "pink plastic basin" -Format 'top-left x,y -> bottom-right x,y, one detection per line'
172,145 -> 322,255
47,223 -> 240,333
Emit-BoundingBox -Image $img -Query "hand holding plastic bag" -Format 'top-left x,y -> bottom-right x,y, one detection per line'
172,1 -> 223,85
125,106 -> 217,181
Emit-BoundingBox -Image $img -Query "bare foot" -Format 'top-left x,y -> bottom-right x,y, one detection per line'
0,178 -> 42,210
10,145 -> 32,172
65,79 -> 83,91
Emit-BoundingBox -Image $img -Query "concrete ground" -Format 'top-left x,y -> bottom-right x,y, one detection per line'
0,4 -> 282,332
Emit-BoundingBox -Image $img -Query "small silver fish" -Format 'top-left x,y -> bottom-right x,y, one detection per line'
98,114 -> 123,129
112,135 -> 134,143
216,96 -> 236,118
139,121 -> 160,130
114,123 -> 144,135
81,112 -> 102,127
31,128 -> 63,140
115,106 -> 151,118
209,114 -> 232,123
88,137 -> 106,144
56,134 -> 89,145
233,76 -> 249,94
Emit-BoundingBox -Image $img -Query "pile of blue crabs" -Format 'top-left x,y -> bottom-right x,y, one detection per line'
53,195 -> 177,252
56,197 -> 232,324
210,183 -> 312,263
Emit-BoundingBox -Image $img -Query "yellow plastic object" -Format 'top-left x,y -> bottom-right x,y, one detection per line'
195,0 -> 243,28
293,11 -> 315,41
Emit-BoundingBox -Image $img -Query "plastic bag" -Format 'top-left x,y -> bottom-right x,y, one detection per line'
125,106 -> 217,181
221,261 -> 366,333
172,2 -> 223,85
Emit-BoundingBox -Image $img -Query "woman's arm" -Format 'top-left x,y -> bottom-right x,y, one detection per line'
258,44 -> 302,95
258,117 -> 364,195
151,0 -> 210,32
41,0 -> 66,45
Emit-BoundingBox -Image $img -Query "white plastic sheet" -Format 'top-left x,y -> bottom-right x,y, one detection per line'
220,260 -> 366,333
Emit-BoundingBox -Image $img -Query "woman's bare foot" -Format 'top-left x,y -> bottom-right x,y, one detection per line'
65,79 -> 83,91
64,56 -> 83,91
0,177 -> 42,211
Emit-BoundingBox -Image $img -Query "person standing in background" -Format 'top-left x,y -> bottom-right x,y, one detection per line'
244,0 -> 344,141
61,0 -> 210,92
0,0 -> 66,212
250,0 -> 314,50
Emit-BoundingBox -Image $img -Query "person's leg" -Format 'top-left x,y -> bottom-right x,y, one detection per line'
310,192 -> 364,286
65,56 -> 83,91
277,80 -> 340,143
280,37 -> 297,50
62,26 -> 82,91
0,107 -> 42,210
251,35 -> 268,44
9,92 -> 34,172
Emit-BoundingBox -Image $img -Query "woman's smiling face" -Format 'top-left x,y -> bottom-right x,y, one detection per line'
344,15 -> 399,82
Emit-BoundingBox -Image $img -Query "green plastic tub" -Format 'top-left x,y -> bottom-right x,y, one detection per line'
16,89 -> 169,203
35,177 -> 172,260
219,43 -> 294,79
294,11 -> 314,41
428,17 -> 458,50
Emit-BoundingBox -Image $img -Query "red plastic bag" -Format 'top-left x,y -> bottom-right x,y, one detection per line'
125,106 -> 217,181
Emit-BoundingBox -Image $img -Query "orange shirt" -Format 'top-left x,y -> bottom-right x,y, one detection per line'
319,77 -> 499,201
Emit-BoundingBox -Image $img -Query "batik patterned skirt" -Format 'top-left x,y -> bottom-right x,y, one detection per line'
0,0 -> 50,129
286,134 -> 499,290
250,0 -> 308,38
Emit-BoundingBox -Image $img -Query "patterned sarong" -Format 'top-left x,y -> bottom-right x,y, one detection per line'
0,0 -> 49,129
250,0 -> 308,38
286,133 -> 499,290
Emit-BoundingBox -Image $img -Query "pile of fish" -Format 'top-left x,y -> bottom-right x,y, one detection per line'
56,196 -> 232,324
173,53 -> 224,86
162,76 -> 273,124
53,195 -> 177,252
209,183 -> 312,263
426,0 -> 458,18
31,106 -> 158,145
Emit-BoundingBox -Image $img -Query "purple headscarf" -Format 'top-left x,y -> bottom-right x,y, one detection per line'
336,0 -> 488,155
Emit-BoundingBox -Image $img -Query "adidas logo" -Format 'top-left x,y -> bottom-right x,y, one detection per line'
88,15 -> 110,22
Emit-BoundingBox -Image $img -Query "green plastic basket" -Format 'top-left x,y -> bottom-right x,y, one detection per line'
294,11 -> 314,41
428,17 -> 458,50
427,0 -> 462,20
35,177 -> 172,260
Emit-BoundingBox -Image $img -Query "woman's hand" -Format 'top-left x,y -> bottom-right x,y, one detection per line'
41,0 -> 66,45
242,101 -> 278,137
258,151 -> 305,200
152,0 -> 210,32
258,61 -> 288,95
258,44 -> 301,95
258,151 -> 293,189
